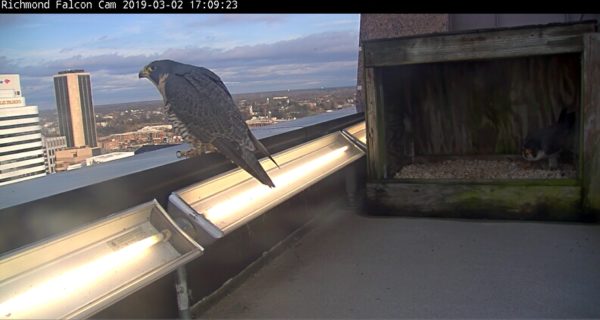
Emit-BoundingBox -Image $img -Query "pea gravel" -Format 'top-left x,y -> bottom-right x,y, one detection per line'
395,159 -> 576,179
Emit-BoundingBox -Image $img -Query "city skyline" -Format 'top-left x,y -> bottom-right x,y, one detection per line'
0,14 -> 360,110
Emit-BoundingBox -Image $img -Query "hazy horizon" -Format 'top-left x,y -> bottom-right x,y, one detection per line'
35,85 -> 356,112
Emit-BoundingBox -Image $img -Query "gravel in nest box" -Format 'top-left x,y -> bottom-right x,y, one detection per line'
394,159 -> 576,179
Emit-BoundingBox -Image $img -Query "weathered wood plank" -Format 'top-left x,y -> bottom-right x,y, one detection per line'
367,182 -> 583,221
582,33 -> 600,217
379,54 -> 580,161
364,22 -> 596,67
365,67 -> 386,180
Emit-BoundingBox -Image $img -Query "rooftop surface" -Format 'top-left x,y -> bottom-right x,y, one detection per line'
200,207 -> 600,318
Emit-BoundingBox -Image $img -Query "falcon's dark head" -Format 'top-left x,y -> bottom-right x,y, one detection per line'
521,134 -> 547,161
138,60 -> 180,84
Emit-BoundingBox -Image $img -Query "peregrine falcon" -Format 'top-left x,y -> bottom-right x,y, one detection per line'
522,108 -> 576,169
139,59 -> 277,187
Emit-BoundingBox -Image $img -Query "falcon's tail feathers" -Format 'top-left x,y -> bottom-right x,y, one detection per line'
213,138 -> 276,188
248,130 -> 280,169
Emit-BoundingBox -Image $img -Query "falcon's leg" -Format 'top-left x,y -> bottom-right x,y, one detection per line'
176,148 -> 202,159
200,143 -> 216,154
175,142 -> 215,158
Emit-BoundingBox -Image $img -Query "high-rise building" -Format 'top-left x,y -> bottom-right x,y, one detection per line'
0,74 -> 46,186
42,135 -> 67,174
53,70 -> 98,148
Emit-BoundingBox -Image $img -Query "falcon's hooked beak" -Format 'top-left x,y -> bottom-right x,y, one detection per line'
138,66 -> 151,79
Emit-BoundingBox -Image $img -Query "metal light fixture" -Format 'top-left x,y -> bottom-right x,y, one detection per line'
0,200 -> 202,319
342,121 -> 366,149
168,130 -> 366,245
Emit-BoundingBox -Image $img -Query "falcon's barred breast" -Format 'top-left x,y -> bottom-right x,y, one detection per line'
139,59 -> 277,187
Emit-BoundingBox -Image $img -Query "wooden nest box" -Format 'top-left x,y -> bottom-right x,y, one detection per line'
362,21 -> 600,221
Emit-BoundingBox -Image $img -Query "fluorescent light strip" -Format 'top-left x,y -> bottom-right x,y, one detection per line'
203,145 -> 350,229
342,121 -> 366,146
0,231 -> 165,319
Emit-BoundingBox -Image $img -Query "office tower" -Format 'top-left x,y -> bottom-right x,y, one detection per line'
42,135 -> 67,174
53,70 -> 98,147
0,74 -> 46,186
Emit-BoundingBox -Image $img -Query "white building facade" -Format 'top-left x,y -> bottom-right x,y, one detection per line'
42,135 -> 67,174
0,74 -> 46,186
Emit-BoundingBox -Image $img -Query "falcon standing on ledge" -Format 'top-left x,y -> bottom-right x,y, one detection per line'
139,59 -> 278,188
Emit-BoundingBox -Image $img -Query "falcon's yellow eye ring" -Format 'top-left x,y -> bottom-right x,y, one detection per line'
147,66 -> 155,72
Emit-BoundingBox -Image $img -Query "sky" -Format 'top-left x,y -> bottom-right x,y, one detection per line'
0,14 -> 360,110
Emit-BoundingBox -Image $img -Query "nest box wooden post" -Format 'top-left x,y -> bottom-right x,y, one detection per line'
582,33 -> 600,218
